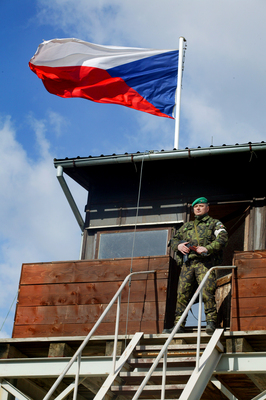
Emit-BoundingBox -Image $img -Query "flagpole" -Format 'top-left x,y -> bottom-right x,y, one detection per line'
174,36 -> 186,150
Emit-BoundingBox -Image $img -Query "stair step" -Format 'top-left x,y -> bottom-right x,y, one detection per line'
120,370 -> 192,385
135,344 -> 206,356
111,383 -> 186,395
128,356 -> 196,368
135,344 -> 206,351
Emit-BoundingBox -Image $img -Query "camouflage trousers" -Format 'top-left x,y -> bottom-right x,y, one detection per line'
175,260 -> 217,327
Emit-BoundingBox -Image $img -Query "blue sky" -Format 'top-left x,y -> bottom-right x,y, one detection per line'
1,0 -> 266,337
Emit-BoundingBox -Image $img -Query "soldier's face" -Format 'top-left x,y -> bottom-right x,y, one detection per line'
193,203 -> 209,216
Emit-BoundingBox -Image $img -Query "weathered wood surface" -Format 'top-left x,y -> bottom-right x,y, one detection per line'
218,374 -> 261,400
15,302 -> 167,325
215,273 -> 232,328
19,257 -> 169,285
17,279 -> 168,306
231,250 -> 266,331
48,342 -> 74,357
13,256 -> 176,338
12,320 -> 165,338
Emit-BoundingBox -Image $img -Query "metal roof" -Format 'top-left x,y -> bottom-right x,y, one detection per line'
54,141 -> 266,169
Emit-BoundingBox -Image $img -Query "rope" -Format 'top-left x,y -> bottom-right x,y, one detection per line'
124,152 -> 146,345
0,292 -> 18,333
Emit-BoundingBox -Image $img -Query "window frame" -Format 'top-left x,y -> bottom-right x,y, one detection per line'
94,226 -> 173,259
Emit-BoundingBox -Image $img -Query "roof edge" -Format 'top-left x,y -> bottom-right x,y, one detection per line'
54,142 -> 266,169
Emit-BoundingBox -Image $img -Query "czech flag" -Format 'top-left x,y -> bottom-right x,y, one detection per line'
29,38 -> 179,119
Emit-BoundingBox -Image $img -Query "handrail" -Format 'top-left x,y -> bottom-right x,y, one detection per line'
132,265 -> 236,400
42,269 -> 155,400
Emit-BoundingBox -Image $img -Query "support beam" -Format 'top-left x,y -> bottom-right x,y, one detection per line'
179,329 -> 224,400
0,380 -> 30,400
216,352 -> 266,374
94,332 -> 143,400
226,337 -> 266,391
0,356 -> 113,378
251,389 -> 266,400
56,165 -> 85,232
211,377 -> 238,400
213,376 -> 241,400
53,378 -> 86,400
48,343 -> 74,358
0,385 -> 9,400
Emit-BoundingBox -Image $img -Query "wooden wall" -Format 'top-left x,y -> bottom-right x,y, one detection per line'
231,250 -> 266,331
13,256 -> 179,338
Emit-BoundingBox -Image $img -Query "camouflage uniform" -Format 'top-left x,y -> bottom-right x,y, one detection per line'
170,214 -> 228,326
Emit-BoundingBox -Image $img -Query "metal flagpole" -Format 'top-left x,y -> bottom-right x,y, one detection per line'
174,36 -> 186,150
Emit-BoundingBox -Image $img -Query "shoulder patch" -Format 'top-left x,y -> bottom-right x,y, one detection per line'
216,221 -> 225,228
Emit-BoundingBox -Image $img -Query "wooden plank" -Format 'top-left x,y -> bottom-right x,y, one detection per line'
216,273 -> 232,287
233,260 -> 266,279
20,262 -> 76,284
231,316 -> 266,331
231,277 -> 266,298
20,256 -> 170,285
17,279 -> 168,307
15,302 -> 166,325
235,266 -> 266,279
234,250 -> 266,260
12,319 -> 165,338
231,297 -> 266,317
235,258 -> 266,269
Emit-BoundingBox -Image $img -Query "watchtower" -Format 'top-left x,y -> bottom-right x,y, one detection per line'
1,142 -> 266,400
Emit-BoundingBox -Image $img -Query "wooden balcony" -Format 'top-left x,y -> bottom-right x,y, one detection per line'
13,255 -> 179,338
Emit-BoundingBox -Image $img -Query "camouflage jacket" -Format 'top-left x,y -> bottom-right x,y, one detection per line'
170,214 -> 228,266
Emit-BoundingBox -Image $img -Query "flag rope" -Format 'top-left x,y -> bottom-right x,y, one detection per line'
0,291 -> 18,333
124,152 -> 146,346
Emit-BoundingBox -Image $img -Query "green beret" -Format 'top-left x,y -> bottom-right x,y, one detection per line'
192,197 -> 208,207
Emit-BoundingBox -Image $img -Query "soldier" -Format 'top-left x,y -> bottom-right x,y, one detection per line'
165,197 -> 228,335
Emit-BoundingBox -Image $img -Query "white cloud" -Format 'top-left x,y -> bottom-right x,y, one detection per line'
47,110 -> 68,138
126,112 -> 175,152
0,115 -> 87,337
181,91 -> 265,149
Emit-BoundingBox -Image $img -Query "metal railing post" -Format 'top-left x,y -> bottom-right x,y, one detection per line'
161,351 -> 167,400
195,290 -> 202,373
112,293 -> 121,374
73,353 -> 81,400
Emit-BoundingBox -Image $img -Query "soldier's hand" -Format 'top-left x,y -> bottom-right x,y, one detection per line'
177,242 -> 190,254
196,246 -> 208,255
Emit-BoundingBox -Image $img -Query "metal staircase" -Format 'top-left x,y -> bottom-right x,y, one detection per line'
111,341 -> 203,398
41,266 -> 232,400
0,267 -> 236,400
109,329 -> 224,400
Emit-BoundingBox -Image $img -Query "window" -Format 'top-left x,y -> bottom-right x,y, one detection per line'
97,229 -> 169,259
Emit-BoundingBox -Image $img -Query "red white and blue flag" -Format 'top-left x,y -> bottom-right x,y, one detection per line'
29,38 -> 179,119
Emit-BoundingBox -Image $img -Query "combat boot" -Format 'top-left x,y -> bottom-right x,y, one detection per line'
205,321 -> 216,335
